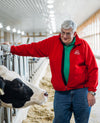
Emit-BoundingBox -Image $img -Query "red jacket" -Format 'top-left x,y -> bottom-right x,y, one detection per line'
11,34 -> 98,92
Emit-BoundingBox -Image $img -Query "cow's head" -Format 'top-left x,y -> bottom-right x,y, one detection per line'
0,65 -> 48,108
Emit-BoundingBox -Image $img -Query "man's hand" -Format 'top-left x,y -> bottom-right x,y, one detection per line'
87,92 -> 96,107
1,42 -> 10,45
1,43 -> 11,52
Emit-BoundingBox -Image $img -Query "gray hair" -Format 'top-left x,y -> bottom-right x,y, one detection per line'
61,20 -> 77,32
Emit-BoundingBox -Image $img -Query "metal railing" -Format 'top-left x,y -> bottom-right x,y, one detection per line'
0,53 -> 29,123
0,52 -> 46,123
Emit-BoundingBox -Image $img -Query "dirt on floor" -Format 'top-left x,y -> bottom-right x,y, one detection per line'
22,65 -> 55,123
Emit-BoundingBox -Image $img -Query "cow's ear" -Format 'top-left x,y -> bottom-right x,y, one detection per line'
11,78 -> 23,88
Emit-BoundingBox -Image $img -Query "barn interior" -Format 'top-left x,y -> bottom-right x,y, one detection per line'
0,0 -> 100,123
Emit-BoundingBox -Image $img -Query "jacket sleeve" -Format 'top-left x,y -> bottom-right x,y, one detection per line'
84,41 -> 98,92
11,36 -> 53,57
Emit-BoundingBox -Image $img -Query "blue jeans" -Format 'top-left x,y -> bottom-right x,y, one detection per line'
53,88 -> 91,123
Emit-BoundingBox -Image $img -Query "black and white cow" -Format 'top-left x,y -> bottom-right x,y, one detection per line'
0,65 -> 48,108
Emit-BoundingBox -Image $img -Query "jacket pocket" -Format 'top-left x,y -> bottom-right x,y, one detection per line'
73,65 -> 87,84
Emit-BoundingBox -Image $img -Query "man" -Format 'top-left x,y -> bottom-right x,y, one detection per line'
2,20 -> 98,123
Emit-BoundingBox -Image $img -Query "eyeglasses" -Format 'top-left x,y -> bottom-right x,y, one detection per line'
61,31 -> 73,37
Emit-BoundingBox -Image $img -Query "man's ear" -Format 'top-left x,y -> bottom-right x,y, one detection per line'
74,32 -> 77,37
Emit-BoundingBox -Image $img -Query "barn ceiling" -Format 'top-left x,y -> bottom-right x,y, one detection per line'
0,0 -> 100,35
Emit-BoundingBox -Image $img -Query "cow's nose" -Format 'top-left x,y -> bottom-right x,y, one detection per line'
44,92 -> 48,97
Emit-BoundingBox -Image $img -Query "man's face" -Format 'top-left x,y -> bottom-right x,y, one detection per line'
61,28 -> 76,45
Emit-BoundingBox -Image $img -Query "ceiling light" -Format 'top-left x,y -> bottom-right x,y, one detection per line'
12,28 -> 16,32
21,31 -> 25,35
50,17 -> 55,21
49,10 -> 54,14
17,30 -> 21,34
0,23 -> 3,28
49,14 -> 55,17
47,4 -> 53,9
47,0 -> 54,4
49,30 -> 52,34
6,26 -> 11,31
50,19 -> 55,22
51,20 -> 55,24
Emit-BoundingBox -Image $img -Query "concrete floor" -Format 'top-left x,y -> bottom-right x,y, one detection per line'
89,59 -> 100,123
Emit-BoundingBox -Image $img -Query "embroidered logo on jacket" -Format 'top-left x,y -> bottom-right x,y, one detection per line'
74,50 -> 80,55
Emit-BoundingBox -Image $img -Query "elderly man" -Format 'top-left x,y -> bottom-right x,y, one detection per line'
2,20 -> 98,123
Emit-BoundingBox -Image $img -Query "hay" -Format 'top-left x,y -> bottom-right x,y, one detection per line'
23,65 -> 54,123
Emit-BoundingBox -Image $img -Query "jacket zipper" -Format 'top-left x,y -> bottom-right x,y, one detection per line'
61,46 -> 67,86
61,45 -> 76,87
